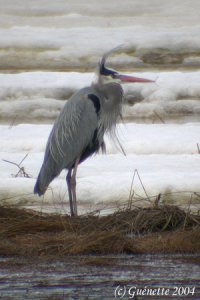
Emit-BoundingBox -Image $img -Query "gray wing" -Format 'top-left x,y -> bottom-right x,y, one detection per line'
34,88 -> 99,195
46,88 -> 100,170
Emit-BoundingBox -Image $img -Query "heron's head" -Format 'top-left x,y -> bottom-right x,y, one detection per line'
98,47 -> 154,85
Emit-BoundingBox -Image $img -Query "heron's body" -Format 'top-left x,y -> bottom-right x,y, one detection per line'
34,83 -> 122,197
34,47 -> 153,216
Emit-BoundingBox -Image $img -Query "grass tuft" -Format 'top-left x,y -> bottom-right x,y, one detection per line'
0,204 -> 199,257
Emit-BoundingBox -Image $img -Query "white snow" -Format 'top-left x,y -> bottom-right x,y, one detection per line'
0,0 -> 200,214
0,123 -> 200,214
0,71 -> 200,123
0,0 -> 200,69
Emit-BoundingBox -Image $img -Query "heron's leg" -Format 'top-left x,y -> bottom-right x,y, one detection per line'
66,168 -> 74,216
71,157 -> 80,216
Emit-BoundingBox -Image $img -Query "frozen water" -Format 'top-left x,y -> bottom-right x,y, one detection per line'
0,0 -> 200,213
0,71 -> 200,123
0,123 -> 200,213
0,0 -> 200,70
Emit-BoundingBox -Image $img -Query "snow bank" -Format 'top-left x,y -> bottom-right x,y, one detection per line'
0,0 -> 200,69
0,71 -> 200,123
0,123 -> 199,213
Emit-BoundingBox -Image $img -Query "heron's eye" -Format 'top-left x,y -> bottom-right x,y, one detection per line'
111,72 -> 118,79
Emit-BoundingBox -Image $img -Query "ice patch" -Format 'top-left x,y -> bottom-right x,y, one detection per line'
0,123 -> 200,212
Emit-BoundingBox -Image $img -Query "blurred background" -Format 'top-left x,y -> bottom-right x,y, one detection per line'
0,0 -> 200,123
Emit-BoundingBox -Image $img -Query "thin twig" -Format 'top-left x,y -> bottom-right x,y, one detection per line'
115,135 -> 126,156
128,169 -> 137,209
2,154 -> 31,178
153,110 -> 165,124
154,193 -> 162,208
3,159 -> 20,168
128,169 -> 151,209
8,115 -> 18,129
18,153 -> 29,166
135,169 -> 151,202
197,143 -> 200,154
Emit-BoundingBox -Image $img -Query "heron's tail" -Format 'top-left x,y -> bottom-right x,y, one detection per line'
34,164 -> 56,196
34,170 -> 46,196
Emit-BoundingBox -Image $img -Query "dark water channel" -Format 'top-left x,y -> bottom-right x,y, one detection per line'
0,254 -> 199,299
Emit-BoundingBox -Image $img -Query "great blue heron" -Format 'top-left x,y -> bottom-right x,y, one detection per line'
34,47 -> 153,216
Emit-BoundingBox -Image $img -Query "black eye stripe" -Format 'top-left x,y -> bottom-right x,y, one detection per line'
100,64 -> 117,77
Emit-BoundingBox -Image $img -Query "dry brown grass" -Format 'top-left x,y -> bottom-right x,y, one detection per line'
0,204 -> 200,257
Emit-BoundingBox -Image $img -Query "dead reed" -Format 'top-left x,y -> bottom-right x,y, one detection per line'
0,204 -> 199,257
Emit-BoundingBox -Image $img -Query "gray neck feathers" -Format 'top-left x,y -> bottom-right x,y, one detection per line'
93,82 -> 123,140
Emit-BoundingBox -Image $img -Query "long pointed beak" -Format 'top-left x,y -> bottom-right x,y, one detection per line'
116,74 -> 154,83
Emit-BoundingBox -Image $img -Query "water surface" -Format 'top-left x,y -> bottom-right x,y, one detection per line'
0,254 -> 199,299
